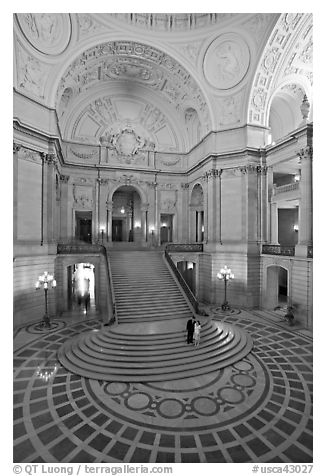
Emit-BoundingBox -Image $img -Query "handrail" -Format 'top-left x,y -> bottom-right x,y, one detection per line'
273,182 -> 299,195
57,243 -> 105,255
165,243 -> 204,252
102,248 -> 117,326
262,244 -> 295,256
164,249 -> 199,314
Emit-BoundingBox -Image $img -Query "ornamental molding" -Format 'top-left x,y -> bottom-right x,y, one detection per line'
70,146 -> 99,160
60,174 -> 70,183
19,147 -> 42,164
297,146 -> 313,161
15,13 -> 71,56
73,184 -> 94,208
16,43 -> 48,99
203,32 -> 251,90
43,153 -> 57,165
248,13 -> 311,126
56,40 -> 211,133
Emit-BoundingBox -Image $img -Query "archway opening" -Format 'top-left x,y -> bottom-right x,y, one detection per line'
265,265 -> 289,309
112,186 -> 142,243
67,263 -> 95,314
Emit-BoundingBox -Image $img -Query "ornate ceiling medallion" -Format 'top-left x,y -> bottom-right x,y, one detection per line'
203,33 -> 250,90
16,13 -> 71,56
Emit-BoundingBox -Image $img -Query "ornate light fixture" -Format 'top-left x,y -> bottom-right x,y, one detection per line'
217,265 -> 234,311
35,271 -> 57,328
36,363 -> 59,382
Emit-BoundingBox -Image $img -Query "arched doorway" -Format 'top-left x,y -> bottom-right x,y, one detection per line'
67,263 -> 95,314
111,186 -> 143,243
265,265 -> 289,309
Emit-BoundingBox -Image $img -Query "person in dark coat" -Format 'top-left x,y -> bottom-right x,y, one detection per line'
186,316 -> 196,344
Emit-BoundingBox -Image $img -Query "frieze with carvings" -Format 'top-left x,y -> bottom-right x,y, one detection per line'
217,94 -> 241,126
160,191 -> 177,212
77,14 -> 106,37
203,33 -> 251,90
69,146 -> 99,161
16,45 -> 48,98
16,13 -> 71,55
73,185 -> 94,208
18,147 -> 42,164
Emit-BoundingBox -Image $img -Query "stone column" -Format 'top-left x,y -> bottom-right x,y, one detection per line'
98,178 -> 109,242
296,146 -> 313,256
266,166 -> 274,242
107,201 -> 113,242
59,175 -> 70,240
180,183 -> 189,242
196,209 -> 202,242
270,202 -> 279,244
141,205 -> 148,242
42,153 -> 57,245
13,143 -> 21,243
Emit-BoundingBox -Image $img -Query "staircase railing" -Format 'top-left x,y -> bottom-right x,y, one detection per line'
165,243 -> 203,252
102,248 -> 117,326
164,249 -> 199,314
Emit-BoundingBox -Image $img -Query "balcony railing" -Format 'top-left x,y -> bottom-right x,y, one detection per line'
165,243 -> 203,252
262,245 -> 295,256
164,249 -> 199,314
57,243 -> 105,255
273,182 -> 299,195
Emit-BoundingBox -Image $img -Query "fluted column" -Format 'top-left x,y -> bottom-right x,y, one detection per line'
296,146 -> 313,256
59,174 -> 70,240
107,201 -> 113,242
196,210 -> 202,242
13,143 -> 21,243
270,202 -> 279,244
180,183 -> 189,242
266,166 -> 274,242
42,153 -> 57,245
141,205 -> 148,242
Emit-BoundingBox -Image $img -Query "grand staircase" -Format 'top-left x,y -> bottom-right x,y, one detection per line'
57,250 -> 253,382
109,251 -> 193,323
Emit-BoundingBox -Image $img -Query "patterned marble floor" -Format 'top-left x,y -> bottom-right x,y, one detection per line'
13,310 -> 313,463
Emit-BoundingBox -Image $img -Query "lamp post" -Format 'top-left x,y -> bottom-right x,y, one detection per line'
217,265 -> 234,311
35,271 -> 57,328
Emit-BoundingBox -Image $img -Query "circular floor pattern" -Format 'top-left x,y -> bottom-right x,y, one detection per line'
13,314 -> 313,463
25,319 -> 67,334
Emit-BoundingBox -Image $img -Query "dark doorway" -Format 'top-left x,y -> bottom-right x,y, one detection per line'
112,219 -> 123,241
160,214 -> 173,244
278,267 -> 288,304
75,211 -> 92,243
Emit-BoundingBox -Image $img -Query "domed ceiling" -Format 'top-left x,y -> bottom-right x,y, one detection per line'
13,13 -> 312,153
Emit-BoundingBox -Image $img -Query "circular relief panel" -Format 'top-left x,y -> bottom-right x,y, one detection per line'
204,33 -> 250,90
16,13 -> 71,56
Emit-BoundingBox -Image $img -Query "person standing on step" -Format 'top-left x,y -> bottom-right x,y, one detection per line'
194,320 -> 201,347
186,316 -> 196,344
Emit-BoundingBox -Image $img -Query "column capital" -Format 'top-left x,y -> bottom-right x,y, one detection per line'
43,153 -> 57,165
13,142 -> 21,153
181,183 -> 189,190
297,146 -> 313,162
97,177 -> 110,185
60,174 -> 70,183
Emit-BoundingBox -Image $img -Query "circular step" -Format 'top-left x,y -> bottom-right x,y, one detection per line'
58,320 -> 253,382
